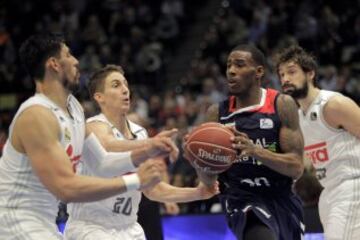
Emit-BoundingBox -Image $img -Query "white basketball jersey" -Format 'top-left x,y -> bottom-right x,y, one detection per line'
299,90 -> 360,188
69,113 -> 147,228
0,94 -> 85,228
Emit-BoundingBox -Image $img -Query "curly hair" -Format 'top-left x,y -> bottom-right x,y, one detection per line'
276,45 -> 318,85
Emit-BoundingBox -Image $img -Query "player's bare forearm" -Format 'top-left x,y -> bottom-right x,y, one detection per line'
59,175 -> 128,203
251,147 -> 303,179
144,181 -> 217,202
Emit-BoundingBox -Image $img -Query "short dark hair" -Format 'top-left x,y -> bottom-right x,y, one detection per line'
276,45 -> 318,84
88,64 -> 125,100
19,33 -> 65,81
231,44 -> 266,68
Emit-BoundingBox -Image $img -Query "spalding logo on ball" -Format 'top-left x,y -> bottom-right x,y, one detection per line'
184,122 -> 237,174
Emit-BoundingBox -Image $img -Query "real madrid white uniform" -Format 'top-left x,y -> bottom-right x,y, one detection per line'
0,93 -> 85,239
65,113 -> 147,240
300,90 -> 360,240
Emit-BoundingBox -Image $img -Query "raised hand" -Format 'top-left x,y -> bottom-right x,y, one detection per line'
145,137 -> 179,160
155,128 -> 178,138
155,128 -> 179,162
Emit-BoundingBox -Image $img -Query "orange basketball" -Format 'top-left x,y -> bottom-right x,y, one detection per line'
184,122 -> 237,174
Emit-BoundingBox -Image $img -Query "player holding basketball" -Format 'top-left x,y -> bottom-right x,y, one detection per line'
277,45 -> 360,240
188,44 -> 305,240
0,33 -> 173,240
64,65 -> 218,240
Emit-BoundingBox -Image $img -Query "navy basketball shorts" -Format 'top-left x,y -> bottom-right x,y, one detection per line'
220,190 -> 304,240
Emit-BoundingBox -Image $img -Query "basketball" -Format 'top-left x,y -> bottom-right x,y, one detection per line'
184,122 -> 237,174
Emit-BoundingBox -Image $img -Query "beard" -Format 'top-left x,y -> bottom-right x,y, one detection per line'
64,80 -> 79,93
62,72 -> 80,94
282,80 -> 309,99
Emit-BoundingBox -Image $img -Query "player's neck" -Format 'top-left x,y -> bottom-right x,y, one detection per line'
35,78 -> 70,111
297,86 -> 320,114
235,87 -> 262,109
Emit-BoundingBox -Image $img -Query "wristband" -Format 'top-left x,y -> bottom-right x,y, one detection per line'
122,173 -> 140,191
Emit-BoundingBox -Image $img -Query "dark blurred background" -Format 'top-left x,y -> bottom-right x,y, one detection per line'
1,0 -> 359,236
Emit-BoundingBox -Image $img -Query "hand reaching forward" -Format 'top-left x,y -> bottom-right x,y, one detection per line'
196,181 -> 220,200
145,136 -> 179,161
155,128 -> 179,162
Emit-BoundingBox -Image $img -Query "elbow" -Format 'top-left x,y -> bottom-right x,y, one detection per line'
52,179 -> 80,203
102,141 -> 112,152
292,160 -> 304,180
53,189 -> 76,203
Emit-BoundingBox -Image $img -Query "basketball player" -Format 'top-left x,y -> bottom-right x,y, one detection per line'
64,65 -> 219,240
0,33 -> 172,240
187,45 -> 305,240
277,45 -> 360,240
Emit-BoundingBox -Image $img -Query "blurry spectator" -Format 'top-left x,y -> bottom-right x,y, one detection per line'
197,77 -> 225,104
161,0 -> 184,19
318,65 -> 338,91
81,14 -> 107,45
248,0 -> 270,44
79,45 -> 101,73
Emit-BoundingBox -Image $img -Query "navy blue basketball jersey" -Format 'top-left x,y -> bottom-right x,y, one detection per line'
218,88 -> 293,194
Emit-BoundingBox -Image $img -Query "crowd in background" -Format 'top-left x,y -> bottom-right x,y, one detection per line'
1,0 -> 360,216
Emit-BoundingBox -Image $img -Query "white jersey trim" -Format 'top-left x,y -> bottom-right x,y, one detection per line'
220,88 -> 267,121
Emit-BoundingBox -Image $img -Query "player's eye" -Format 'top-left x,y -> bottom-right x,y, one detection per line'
288,70 -> 296,75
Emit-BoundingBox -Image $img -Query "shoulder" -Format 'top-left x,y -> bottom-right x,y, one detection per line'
322,94 -> 359,129
86,119 -> 112,136
14,105 -> 61,139
276,94 -> 300,128
18,105 -> 59,125
324,94 -> 354,112
207,103 -> 219,114
206,103 -> 220,122
276,93 -> 298,110
87,113 -> 107,123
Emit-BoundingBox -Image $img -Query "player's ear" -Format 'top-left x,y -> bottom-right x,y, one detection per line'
94,92 -> 104,104
256,66 -> 264,79
46,57 -> 60,73
307,70 -> 315,84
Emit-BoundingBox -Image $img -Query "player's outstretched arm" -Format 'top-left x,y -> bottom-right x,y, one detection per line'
322,95 -> 360,139
13,106 -> 161,203
231,95 -> 304,179
143,180 -> 219,203
84,132 -> 177,177
87,121 -> 178,152
85,122 -> 179,169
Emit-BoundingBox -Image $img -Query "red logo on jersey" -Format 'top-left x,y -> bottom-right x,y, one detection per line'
66,144 -> 81,173
304,142 -> 329,164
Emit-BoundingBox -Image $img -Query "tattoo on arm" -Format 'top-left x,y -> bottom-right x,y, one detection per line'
205,104 -> 219,123
277,94 -> 304,156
